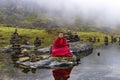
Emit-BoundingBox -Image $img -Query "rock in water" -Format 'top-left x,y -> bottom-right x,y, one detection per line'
70,41 -> 93,54
14,41 -> 93,69
17,59 -> 75,69
37,41 -> 93,55
37,46 -> 51,53
97,52 -> 100,56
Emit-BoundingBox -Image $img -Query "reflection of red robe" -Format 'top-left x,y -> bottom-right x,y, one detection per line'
51,37 -> 73,57
53,68 -> 73,80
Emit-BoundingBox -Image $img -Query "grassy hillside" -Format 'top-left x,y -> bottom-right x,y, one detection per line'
78,32 -> 111,47
0,26 -> 57,48
0,26 -> 114,49
0,26 -> 117,70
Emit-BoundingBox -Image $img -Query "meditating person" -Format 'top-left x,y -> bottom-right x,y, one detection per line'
51,32 -> 73,57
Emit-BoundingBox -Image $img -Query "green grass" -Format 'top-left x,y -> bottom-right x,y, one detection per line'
0,26 -> 57,48
0,26 -> 117,70
78,31 -> 111,47
0,26 -> 115,49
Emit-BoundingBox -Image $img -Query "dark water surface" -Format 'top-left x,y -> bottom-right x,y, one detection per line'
1,44 -> 120,80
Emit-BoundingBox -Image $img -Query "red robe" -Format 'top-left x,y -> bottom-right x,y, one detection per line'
52,68 -> 73,80
51,37 -> 73,57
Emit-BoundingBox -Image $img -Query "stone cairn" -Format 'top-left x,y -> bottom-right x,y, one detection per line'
10,30 -> 43,63
10,29 -> 21,63
65,30 -> 80,42
119,37 -> 120,45
111,36 -> 114,43
93,37 -> 96,43
10,29 -> 21,54
34,37 -> 41,50
104,36 -> 109,46
89,37 -> 96,43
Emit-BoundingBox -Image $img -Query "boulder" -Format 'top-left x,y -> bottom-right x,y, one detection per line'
37,41 -> 93,55
17,59 -> 75,69
21,45 -> 34,49
37,46 -> 51,53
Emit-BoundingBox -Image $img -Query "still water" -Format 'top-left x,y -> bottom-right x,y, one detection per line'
1,44 -> 120,80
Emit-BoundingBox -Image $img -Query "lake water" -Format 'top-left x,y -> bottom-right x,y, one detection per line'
1,44 -> 120,80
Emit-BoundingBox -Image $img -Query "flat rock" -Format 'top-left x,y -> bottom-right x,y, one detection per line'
37,41 -> 93,54
17,59 -> 75,69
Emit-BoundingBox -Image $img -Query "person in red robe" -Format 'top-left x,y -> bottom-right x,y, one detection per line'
51,32 -> 73,57
52,68 -> 73,80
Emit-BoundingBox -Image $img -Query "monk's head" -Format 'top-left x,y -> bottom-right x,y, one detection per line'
58,32 -> 64,38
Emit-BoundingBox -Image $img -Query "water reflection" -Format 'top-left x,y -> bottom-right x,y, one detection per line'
22,68 -> 36,74
52,67 -> 73,80
14,62 -> 74,80
13,63 -> 37,74
2,44 -> 120,80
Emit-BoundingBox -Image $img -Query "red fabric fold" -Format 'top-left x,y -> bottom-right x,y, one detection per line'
51,37 -> 73,57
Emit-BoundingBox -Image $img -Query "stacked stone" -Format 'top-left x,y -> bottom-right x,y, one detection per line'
65,31 -> 80,42
111,36 -> 114,43
34,37 -> 41,50
104,36 -> 109,46
10,29 -> 21,54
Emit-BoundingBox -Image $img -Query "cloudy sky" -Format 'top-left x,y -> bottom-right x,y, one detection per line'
1,0 -> 120,29
34,0 -> 120,28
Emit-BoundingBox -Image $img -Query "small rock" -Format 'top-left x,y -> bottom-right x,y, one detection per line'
97,52 -> 100,56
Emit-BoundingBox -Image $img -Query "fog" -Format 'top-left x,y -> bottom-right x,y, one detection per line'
1,0 -> 120,29
34,0 -> 120,29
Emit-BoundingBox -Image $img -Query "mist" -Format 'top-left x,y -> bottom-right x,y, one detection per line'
34,0 -> 120,29
1,0 -> 120,29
